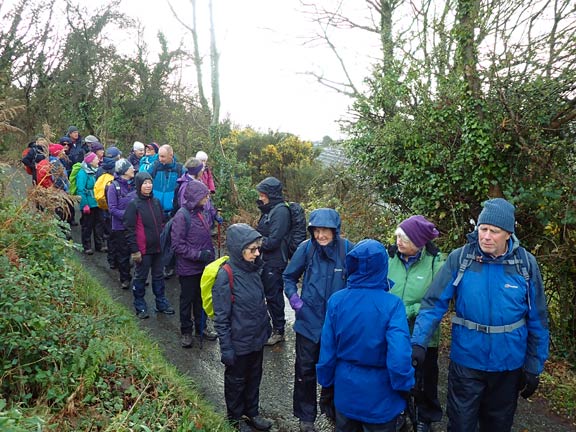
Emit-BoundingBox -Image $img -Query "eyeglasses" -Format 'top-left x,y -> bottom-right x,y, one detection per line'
246,246 -> 261,254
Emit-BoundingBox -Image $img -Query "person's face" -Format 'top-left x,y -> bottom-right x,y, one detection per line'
242,241 -> 262,263
134,148 -> 145,158
199,194 -> 209,206
478,224 -> 511,257
125,166 -> 135,179
89,156 -> 100,167
313,227 -> 334,246
141,179 -> 153,195
62,143 -> 70,154
258,192 -> 269,205
95,149 -> 104,159
158,149 -> 173,164
145,147 -> 155,156
396,233 -> 420,257
69,131 -> 79,140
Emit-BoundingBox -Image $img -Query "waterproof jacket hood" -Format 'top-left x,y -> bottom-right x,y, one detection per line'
307,207 -> 341,238
182,179 -> 209,211
227,223 -> 262,269
134,171 -> 153,199
346,239 -> 394,291
256,176 -> 284,201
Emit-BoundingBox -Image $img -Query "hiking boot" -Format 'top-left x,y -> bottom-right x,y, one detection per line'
199,328 -> 217,341
181,333 -> 194,348
120,281 -> 130,290
299,420 -> 317,432
155,305 -> 175,315
265,330 -> 284,346
232,419 -> 252,432
246,415 -> 272,431
99,245 -> 108,253
84,248 -> 94,255
416,422 -> 431,432
163,268 -> 175,279
136,310 -> 149,319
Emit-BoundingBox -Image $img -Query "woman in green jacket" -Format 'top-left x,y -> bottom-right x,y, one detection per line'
388,215 -> 444,432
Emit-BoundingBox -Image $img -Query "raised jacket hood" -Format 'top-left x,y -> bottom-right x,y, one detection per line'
308,208 -> 341,238
256,176 -> 284,201
134,171 -> 153,199
182,179 -> 209,211
346,239 -> 394,291
226,223 -> 262,264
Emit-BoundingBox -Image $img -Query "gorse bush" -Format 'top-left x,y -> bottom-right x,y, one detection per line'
0,200 -> 233,431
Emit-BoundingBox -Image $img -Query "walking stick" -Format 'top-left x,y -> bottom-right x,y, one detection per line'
217,222 -> 222,258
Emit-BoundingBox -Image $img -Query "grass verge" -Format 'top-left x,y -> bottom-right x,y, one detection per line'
0,198 -> 233,431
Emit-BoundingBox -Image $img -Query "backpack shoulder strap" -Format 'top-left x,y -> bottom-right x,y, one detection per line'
222,263 -> 234,302
452,243 -> 477,287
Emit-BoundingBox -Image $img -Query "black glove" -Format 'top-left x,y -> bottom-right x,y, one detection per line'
520,371 -> 539,399
220,350 -> 235,367
198,250 -> 213,263
411,345 -> 426,369
319,386 -> 335,420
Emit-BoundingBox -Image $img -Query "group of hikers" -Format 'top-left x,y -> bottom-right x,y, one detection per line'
22,128 -> 550,432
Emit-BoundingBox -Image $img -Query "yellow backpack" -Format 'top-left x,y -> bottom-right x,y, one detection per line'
94,172 -> 114,210
200,256 -> 233,318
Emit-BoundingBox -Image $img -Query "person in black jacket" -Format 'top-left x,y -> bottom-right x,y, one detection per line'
255,177 -> 291,346
212,223 -> 273,432
124,172 -> 175,319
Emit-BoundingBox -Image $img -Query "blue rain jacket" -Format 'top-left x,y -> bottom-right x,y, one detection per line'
317,239 -> 415,424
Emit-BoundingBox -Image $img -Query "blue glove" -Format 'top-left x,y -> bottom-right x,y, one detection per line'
215,215 -> 224,225
289,293 -> 304,312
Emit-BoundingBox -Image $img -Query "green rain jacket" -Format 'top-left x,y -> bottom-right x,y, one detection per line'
388,244 -> 444,347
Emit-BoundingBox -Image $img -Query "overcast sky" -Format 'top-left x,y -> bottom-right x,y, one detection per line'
118,0 -> 376,142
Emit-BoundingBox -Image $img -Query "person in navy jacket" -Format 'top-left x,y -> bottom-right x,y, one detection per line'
283,208 -> 354,432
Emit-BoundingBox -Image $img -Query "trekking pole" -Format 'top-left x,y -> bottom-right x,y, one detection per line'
217,222 -> 222,258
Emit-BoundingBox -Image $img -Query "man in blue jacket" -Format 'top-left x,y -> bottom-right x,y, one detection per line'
283,208 -> 354,432
411,198 -> 549,432
317,239 -> 415,431
147,144 -> 185,220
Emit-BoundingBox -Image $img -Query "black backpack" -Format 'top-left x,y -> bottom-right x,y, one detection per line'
160,207 -> 191,267
285,202 -> 307,258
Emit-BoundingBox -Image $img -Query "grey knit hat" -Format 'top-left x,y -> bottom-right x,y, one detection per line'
477,198 -> 515,233
115,158 -> 133,175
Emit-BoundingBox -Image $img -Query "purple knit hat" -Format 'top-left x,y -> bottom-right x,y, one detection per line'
399,215 -> 439,248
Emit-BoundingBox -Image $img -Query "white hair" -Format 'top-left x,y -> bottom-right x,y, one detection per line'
195,150 -> 208,162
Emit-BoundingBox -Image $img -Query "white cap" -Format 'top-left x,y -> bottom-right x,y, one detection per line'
133,141 -> 145,151
195,150 -> 208,162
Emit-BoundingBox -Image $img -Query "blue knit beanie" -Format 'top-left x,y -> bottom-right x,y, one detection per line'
477,198 -> 515,233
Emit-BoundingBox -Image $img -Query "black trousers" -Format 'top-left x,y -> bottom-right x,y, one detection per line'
418,347 -> 443,423
80,208 -> 103,251
225,349 -> 264,421
261,265 -> 286,333
335,409 -> 398,432
293,333 -> 321,422
179,274 -> 204,335
110,230 -> 131,283
447,361 -> 522,432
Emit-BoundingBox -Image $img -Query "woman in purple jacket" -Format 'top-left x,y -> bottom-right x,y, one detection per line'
107,158 -> 136,289
171,179 -> 215,348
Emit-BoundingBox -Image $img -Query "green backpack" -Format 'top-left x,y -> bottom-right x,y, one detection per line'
200,256 -> 233,318
68,163 -> 83,195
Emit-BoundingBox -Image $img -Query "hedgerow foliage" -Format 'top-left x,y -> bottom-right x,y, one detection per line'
0,200 -> 232,431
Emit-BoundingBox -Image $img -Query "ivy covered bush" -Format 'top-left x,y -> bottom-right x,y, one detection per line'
0,200 -> 231,431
